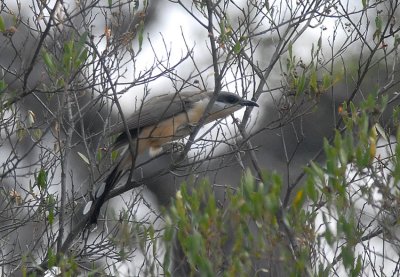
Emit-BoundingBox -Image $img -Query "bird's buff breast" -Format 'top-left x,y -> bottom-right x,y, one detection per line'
136,99 -> 208,154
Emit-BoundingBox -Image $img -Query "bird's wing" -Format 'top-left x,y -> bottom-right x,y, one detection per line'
111,91 -> 210,136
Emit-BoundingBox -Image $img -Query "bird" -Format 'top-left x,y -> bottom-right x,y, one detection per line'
86,90 -> 258,225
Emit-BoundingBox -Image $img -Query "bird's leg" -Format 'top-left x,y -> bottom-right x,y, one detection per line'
176,122 -> 197,136
162,141 -> 185,154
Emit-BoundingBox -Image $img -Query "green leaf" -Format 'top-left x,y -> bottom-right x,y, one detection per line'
361,0 -> 367,8
47,205 -> 54,224
37,168 -> 48,190
76,32 -> 88,55
296,73 -> 306,95
75,48 -> 88,68
137,20 -> 145,51
395,34 -> 400,48
46,195 -> 55,225
63,40 -> 74,72
310,161 -> 325,184
373,15 -> 382,41
219,20 -> 226,39
233,41 -> 241,54
349,102 -> 357,118
17,126 -> 27,140
309,68 -> 317,92
32,128 -> 43,141
322,214 -> 334,245
96,148 -> 103,162
108,0 -> 112,7
0,16 -> 5,32
322,74 -> 331,90
47,248 -> 56,268
305,177 -> 318,202
393,129 -> 400,184
292,189 -> 304,209
341,245 -> 355,269
350,255 -> 362,277
111,150 -> 119,161
288,41 -> 293,60
0,79 -> 7,92
375,15 -> 382,31
42,51 -> 56,73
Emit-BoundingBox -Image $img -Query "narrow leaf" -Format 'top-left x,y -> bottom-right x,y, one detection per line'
375,123 -> 388,142
37,168 -> 48,190
310,68 -> 317,92
77,151 -> 90,164
137,20 -> 144,51
322,74 -> 331,90
42,51 -> 56,73
292,189 -> 304,209
76,31 -> 88,55
361,0 -> 367,8
83,201 -> 93,215
0,80 -> 7,92
233,41 -> 241,54
0,16 -> 5,32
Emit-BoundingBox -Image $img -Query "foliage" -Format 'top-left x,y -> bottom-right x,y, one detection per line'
164,173 -> 308,276
164,94 -> 400,276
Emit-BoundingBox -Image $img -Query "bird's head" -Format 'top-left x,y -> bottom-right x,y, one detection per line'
206,91 -> 258,122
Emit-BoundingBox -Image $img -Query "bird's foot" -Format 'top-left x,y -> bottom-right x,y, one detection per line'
176,123 -> 197,136
162,141 -> 185,154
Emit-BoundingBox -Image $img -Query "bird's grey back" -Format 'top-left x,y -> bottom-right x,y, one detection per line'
110,91 -> 212,149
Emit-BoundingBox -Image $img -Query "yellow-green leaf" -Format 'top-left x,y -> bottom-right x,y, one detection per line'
292,189 -> 304,209
32,128 -> 42,141
310,68 -> 317,92
137,20 -> 144,51
42,51 -> 56,73
361,0 -> 367,8
0,16 -> 5,32
111,150 -> 119,161
0,80 -> 7,92
37,168 -> 48,190
322,74 -> 331,90
233,41 -> 241,54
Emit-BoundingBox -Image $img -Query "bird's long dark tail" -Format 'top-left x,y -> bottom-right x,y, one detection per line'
88,160 -> 123,225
